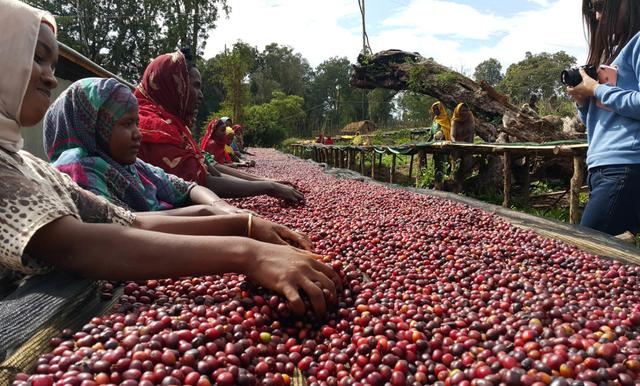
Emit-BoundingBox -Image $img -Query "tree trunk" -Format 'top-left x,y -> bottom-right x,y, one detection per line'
350,50 -> 584,143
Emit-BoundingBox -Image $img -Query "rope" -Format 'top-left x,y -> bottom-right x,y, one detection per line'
358,0 -> 372,55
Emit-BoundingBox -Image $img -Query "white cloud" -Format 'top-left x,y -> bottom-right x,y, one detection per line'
528,0 -> 551,6
204,0 -> 589,75
204,0 -> 362,65
374,0 -> 588,73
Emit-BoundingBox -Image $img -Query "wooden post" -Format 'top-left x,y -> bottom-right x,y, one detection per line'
360,150 -> 365,175
408,154 -> 415,179
390,154 -> 397,183
522,157 -> 531,205
502,151 -> 512,207
371,150 -> 375,178
570,155 -> 585,225
416,150 -> 424,187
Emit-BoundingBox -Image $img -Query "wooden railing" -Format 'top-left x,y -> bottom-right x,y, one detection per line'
290,141 -> 588,224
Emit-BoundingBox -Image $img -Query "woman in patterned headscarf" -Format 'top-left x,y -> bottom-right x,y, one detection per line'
44,77 -> 241,214
0,0 -> 338,315
429,101 -> 452,141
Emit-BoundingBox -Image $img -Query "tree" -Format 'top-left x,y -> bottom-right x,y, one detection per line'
195,57 -> 225,139
25,0 -> 229,81
216,41 -> 258,124
243,92 -> 306,147
497,51 -> 576,103
474,58 -> 503,86
396,91 -> 436,127
367,89 -> 395,127
250,43 -> 311,105
304,57 -> 369,135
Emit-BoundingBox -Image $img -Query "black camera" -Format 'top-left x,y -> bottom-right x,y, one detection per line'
561,64 -> 598,87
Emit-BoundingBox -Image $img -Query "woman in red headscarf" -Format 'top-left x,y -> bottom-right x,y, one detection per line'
135,50 -> 208,185
200,119 -> 231,164
135,50 -> 303,202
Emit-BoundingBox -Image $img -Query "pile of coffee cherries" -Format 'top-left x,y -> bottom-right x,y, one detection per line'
14,149 -> 640,386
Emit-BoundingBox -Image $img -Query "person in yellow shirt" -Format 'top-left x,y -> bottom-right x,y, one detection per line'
429,101 -> 451,141
429,101 -> 451,187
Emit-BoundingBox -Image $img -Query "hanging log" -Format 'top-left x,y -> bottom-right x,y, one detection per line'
350,50 -> 583,143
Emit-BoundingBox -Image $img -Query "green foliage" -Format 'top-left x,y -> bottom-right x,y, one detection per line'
26,0 -> 229,81
305,57 -> 368,134
250,43 -> 311,105
367,89 -> 395,127
434,71 -> 461,90
536,96 -> 578,117
216,41 -> 258,124
195,57 -> 225,132
474,58 -> 503,86
243,92 -> 306,147
497,51 -> 577,103
396,92 -> 437,127
281,137 -> 304,148
407,66 -> 427,93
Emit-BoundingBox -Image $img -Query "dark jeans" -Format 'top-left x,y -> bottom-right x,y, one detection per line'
580,164 -> 640,235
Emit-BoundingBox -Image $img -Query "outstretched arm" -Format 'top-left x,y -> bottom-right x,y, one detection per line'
26,216 -> 337,315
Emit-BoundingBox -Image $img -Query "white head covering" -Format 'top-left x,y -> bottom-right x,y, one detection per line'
0,0 -> 56,152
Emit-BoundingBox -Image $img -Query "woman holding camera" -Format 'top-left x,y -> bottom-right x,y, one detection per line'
567,0 -> 640,237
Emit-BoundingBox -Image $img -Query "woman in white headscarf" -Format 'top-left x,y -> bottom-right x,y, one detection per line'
0,0 -> 338,316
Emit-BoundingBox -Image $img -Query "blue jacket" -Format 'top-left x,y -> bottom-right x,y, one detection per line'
578,31 -> 640,169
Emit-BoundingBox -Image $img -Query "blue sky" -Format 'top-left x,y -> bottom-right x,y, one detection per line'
204,0 -> 587,76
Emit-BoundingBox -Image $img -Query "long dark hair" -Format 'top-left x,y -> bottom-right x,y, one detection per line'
583,0 -> 640,65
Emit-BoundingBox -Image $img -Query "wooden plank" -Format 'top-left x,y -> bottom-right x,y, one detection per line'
360,150 -> 366,175
570,155 -> 585,225
502,152 -> 512,207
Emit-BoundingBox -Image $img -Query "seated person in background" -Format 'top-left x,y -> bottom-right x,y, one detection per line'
134,50 -> 303,203
226,128 -> 239,162
429,101 -> 452,141
226,127 -> 256,167
201,119 -> 253,167
324,135 -> 334,145
232,124 -> 252,155
451,103 -> 476,190
0,0 -> 338,315
429,101 -> 452,186
44,77 -> 241,216
201,119 -> 231,164
316,133 -> 325,143
451,103 -> 475,143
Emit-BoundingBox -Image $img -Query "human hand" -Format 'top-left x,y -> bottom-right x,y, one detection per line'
244,244 -> 341,315
567,67 -> 598,107
268,182 -> 304,203
250,216 -> 313,251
